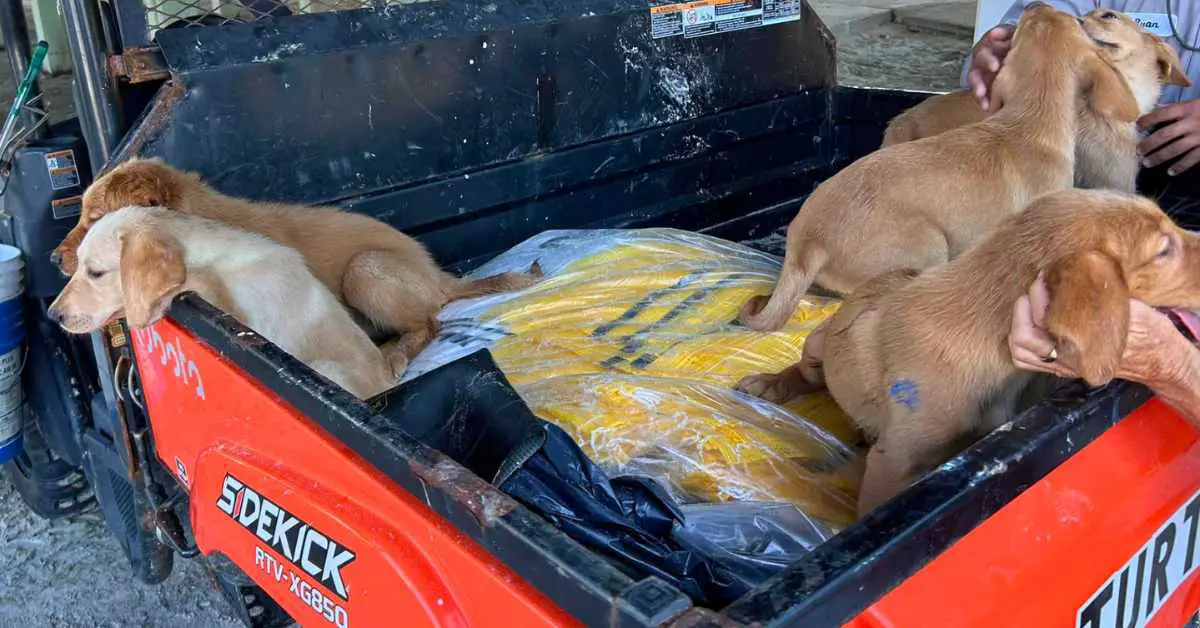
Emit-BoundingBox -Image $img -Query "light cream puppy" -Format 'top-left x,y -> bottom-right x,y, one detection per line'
48,205 -> 396,400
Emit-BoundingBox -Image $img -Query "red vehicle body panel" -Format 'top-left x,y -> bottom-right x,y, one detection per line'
850,400 -> 1200,628
131,321 -> 576,628
133,317 -> 1200,627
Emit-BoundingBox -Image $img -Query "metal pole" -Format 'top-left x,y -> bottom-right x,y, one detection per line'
60,0 -> 122,408
61,0 -> 120,171
0,0 -> 44,137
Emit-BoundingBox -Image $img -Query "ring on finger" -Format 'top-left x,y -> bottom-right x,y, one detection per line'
1040,347 -> 1057,363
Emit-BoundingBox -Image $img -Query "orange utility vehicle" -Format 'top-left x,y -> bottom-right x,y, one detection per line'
3,0 -> 1199,626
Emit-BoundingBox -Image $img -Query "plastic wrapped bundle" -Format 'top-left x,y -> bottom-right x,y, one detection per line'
521,374 -> 861,529
408,228 -> 862,530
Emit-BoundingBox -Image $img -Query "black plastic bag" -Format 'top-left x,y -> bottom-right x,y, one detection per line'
383,350 -> 812,607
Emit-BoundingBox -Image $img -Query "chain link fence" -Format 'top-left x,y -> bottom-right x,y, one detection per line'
140,0 -> 437,40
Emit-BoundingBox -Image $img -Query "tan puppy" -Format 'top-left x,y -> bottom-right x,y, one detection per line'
1076,9 -> 1190,190
736,189 -> 1200,514
51,159 -> 540,375
48,206 -> 396,400
880,90 -> 982,149
881,9 -> 1190,191
739,4 -> 1139,332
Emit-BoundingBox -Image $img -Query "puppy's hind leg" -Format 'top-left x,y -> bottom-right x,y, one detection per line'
342,250 -> 447,377
858,425 -> 941,517
734,319 -> 830,404
857,406 -> 968,517
734,363 -> 823,405
379,317 -> 439,377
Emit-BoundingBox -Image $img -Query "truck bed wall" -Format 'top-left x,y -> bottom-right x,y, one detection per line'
120,0 -> 839,270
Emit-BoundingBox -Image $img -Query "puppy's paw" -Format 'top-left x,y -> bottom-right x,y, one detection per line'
381,344 -> 410,380
734,372 -> 792,405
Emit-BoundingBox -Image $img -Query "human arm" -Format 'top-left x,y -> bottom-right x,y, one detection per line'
1141,348 -> 1200,425
1009,276 -> 1200,425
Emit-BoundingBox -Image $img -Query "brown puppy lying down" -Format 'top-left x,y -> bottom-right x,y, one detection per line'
48,206 -> 396,400
736,189 -> 1200,515
51,158 -> 541,375
881,8 -> 1190,191
739,4 -> 1139,332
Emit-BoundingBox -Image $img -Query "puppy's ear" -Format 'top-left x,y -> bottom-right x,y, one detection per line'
53,228 -> 84,276
1081,53 -> 1140,122
1043,250 -> 1130,388
120,226 -> 186,328
1154,38 -> 1191,87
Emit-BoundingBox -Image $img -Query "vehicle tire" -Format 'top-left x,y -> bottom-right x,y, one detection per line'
205,553 -> 296,628
2,407 -> 95,519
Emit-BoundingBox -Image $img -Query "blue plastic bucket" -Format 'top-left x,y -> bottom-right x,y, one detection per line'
0,244 -> 25,465
0,300 -> 21,334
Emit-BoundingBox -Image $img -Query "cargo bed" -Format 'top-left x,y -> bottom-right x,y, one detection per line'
107,1 -> 1200,626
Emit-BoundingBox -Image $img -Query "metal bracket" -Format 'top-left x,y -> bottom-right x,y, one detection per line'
151,489 -> 200,558
108,46 -> 170,84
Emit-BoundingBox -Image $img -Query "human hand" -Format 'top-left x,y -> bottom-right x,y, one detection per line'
967,25 -> 1014,112
1009,275 -> 1074,379
1009,274 -> 1193,390
1139,100 -> 1200,176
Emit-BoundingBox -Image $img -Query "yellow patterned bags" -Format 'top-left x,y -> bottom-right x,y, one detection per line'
407,228 -> 862,531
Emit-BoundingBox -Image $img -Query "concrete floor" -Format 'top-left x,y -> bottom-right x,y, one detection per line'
810,0 -> 976,92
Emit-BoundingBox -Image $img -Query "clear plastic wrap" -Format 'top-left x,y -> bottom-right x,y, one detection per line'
519,374 -> 861,529
409,228 -> 863,531
674,501 -> 836,586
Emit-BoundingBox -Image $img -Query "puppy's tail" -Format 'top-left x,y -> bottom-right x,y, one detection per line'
451,260 -> 544,301
739,243 -> 826,332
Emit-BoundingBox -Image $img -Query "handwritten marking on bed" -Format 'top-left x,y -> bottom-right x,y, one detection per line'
133,327 -> 206,400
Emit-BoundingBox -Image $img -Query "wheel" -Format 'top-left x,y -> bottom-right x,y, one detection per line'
205,553 -> 296,628
2,406 -> 95,519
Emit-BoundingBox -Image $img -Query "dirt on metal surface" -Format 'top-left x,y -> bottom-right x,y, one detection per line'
109,80 -> 187,167
108,47 -> 171,84
416,457 -> 520,524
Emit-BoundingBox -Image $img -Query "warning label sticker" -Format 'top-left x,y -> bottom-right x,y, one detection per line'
51,195 -> 82,219
650,0 -> 802,39
44,149 -> 80,191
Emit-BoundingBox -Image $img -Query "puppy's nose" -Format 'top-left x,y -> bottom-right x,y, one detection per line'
47,306 -> 64,325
